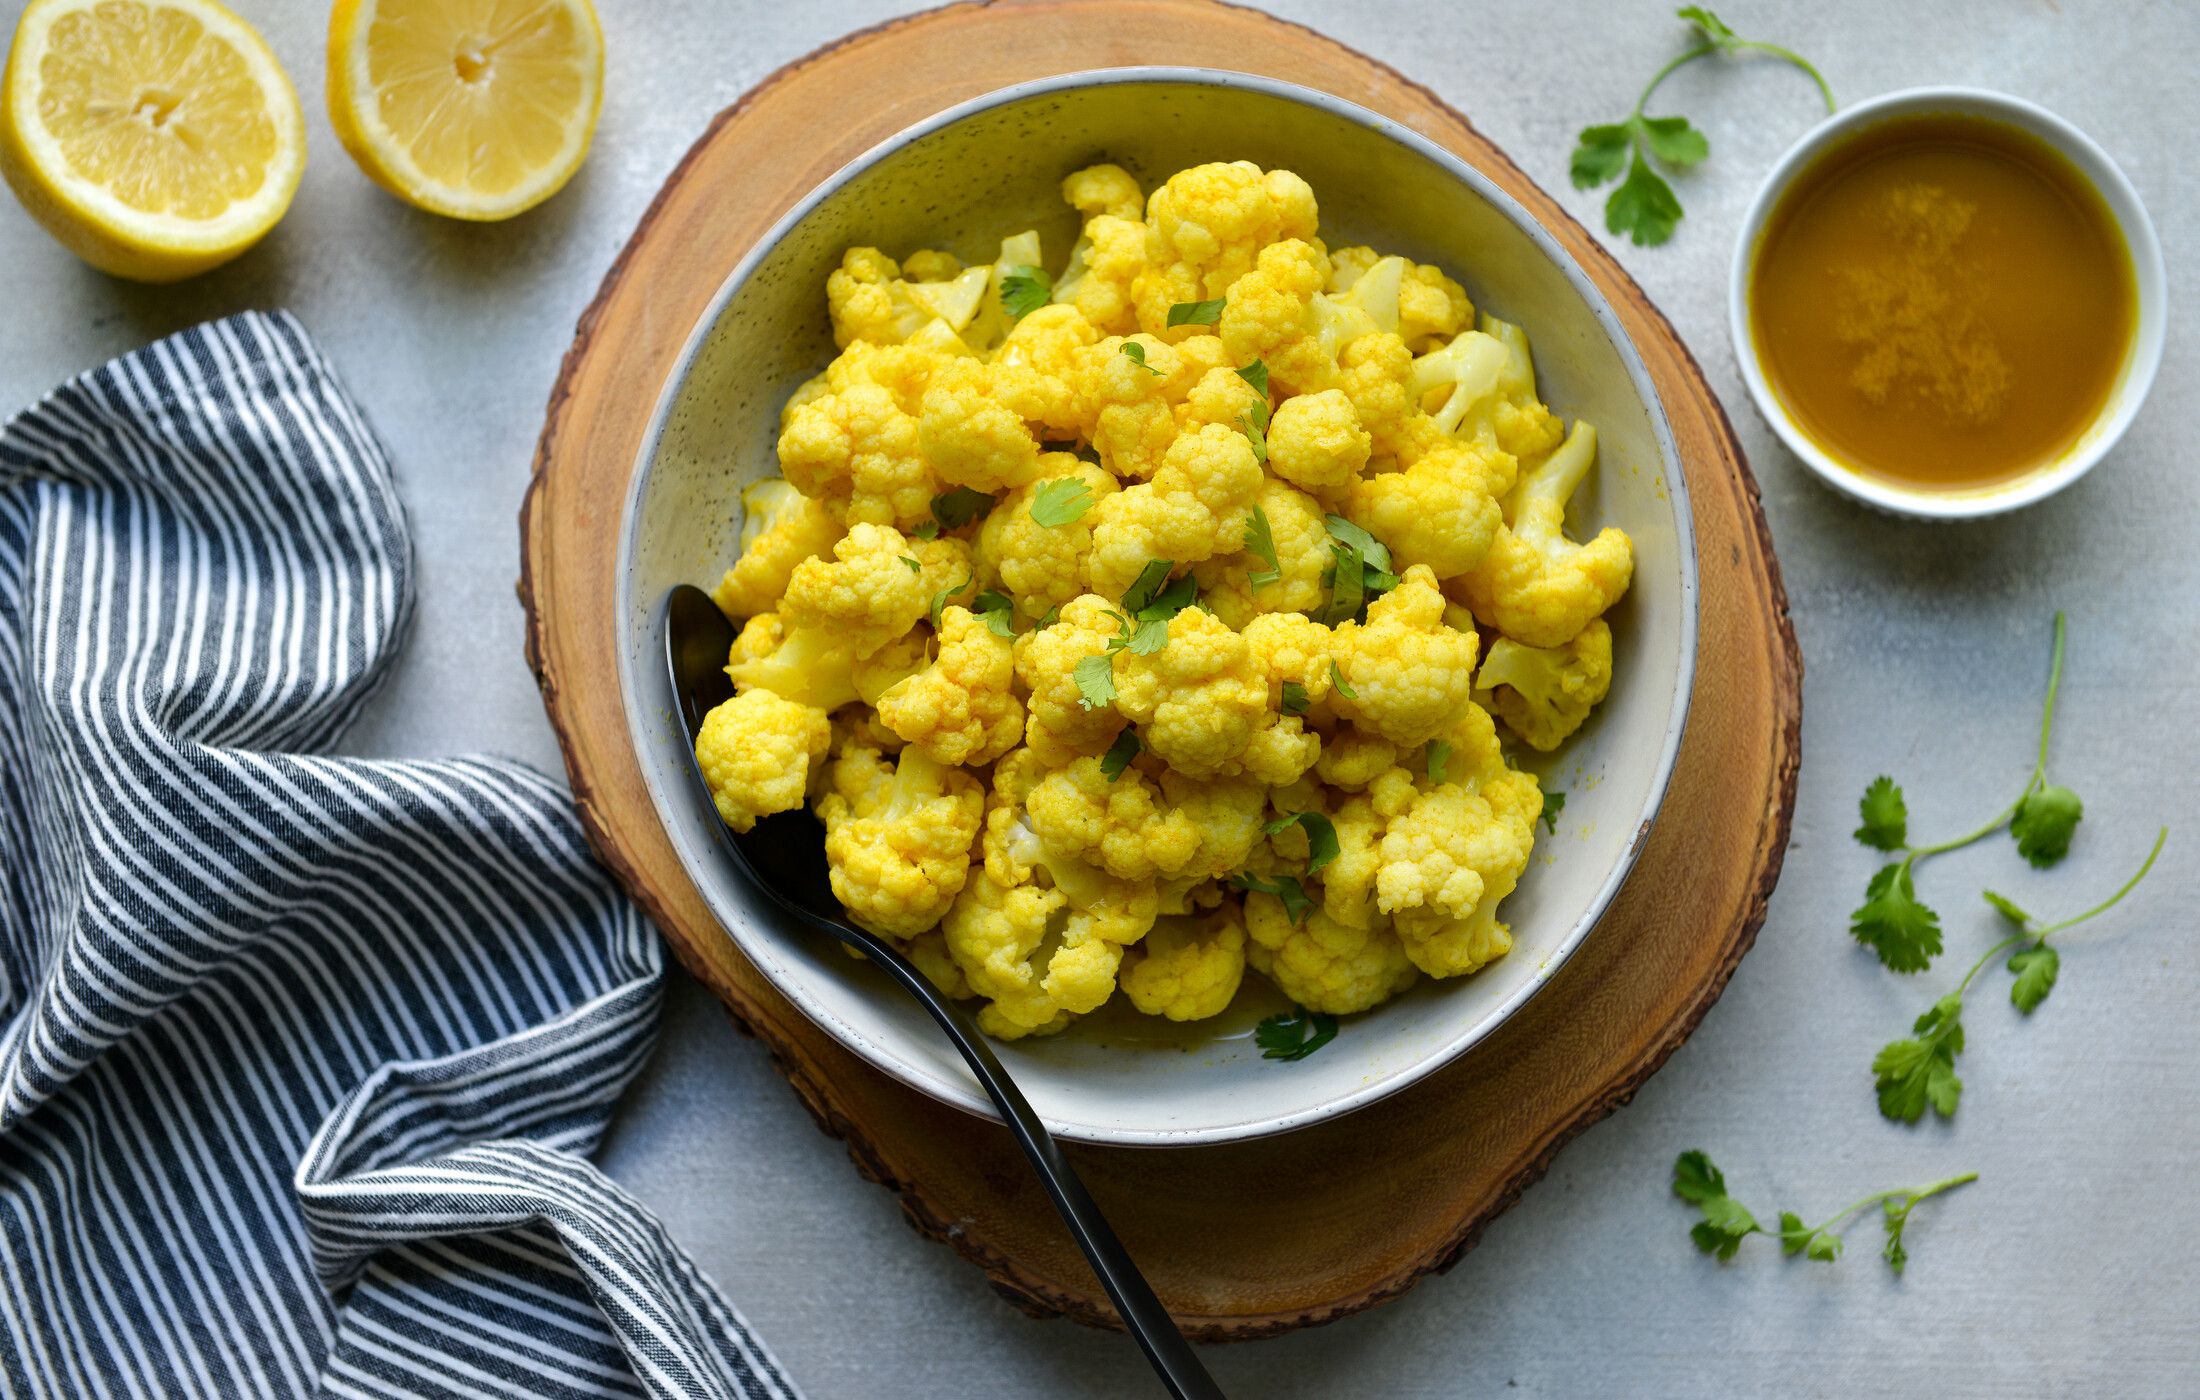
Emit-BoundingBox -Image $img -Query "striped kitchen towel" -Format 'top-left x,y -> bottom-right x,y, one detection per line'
0,312 -> 799,1400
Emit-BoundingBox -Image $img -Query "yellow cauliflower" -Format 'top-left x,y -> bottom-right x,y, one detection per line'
1014,594 -> 1130,765
1175,363 -> 1267,433
1331,565 -> 1480,747
777,377 -> 935,527
1266,388 -> 1371,498
712,478 -> 844,621
1374,704 -> 1542,977
1135,160 -> 1319,339
1477,618 -> 1614,752
1459,315 -> 1566,462
1085,423 -> 1262,599
1052,164 -> 1146,335
725,614 -> 859,712
1336,332 -> 1424,462
1025,756 -> 1206,881
695,689 -> 833,832
1121,909 -> 1246,1021
824,246 -> 992,348
989,305 -> 1100,439
918,358 -> 1043,493
1214,238 -> 1346,395
779,522 -> 930,657
1450,423 -> 1634,648
1080,332 -> 1193,480
1111,606 -> 1269,779
1330,245 -> 1473,352
978,457 -> 1117,618
1194,481 -> 1332,627
1155,769 -> 1268,879
1241,611 -> 1334,706
1313,729 -> 1399,790
876,604 -> 1025,766
1342,436 -> 1517,579
815,741 -> 984,938
1243,897 -> 1418,1015
1310,767 -> 1418,929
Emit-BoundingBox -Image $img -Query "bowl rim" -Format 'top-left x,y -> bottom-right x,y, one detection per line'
1727,85 -> 2169,522
616,66 -> 1699,1146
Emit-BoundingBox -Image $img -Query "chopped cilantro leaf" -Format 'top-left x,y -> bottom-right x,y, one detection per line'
1029,477 -> 1094,528
1243,504 -> 1281,587
1099,729 -> 1141,781
1255,1008 -> 1339,1061
1279,680 -> 1310,716
999,266 -> 1051,320
1073,652 -> 1117,710
1167,298 -> 1225,327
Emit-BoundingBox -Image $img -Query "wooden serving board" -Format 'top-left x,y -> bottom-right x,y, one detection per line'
520,0 -> 1801,1339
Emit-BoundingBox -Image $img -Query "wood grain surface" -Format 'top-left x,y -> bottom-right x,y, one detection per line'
518,0 -> 1801,1339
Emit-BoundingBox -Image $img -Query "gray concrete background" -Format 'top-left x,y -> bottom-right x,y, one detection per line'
3,1 -> 2193,1395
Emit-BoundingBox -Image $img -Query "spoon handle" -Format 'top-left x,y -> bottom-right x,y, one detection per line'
819,918 -> 1226,1400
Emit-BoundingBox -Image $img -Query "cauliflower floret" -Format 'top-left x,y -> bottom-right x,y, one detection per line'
876,604 -> 1025,766
1111,606 -> 1268,779
1476,618 -> 1614,751
780,522 -> 930,657
1193,481 -> 1332,627
1214,239 -> 1350,396
1313,730 -> 1399,790
852,626 -> 930,707
918,358 -> 1043,493
1080,332 -> 1198,480
1175,363 -> 1267,433
907,533 -> 978,613
978,457 -> 1117,618
1460,314 -> 1566,461
816,742 -> 984,938
1085,423 -> 1262,598
776,377 -> 935,527
1026,756 -> 1206,881
1342,436 -> 1517,579
726,614 -> 859,712
1155,769 -> 1268,878
1120,908 -> 1246,1021
1266,388 -> 1371,497
1134,161 -> 1319,339
989,305 -> 1101,438
1311,768 -> 1418,928
1374,704 -> 1542,978
824,247 -> 995,350
1243,898 -> 1419,1014
1409,327 -> 1513,437
1014,594 -> 1130,764
1336,332 -> 1424,461
962,230 -> 1047,351
1449,423 -> 1634,648
1052,165 -> 1147,336
695,689 -> 833,832
712,478 -> 845,620
1330,564 -> 1480,747
1331,248 -> 1475,353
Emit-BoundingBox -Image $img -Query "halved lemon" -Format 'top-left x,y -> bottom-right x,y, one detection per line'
0,0 -> 306,283
327,0 -> 603,222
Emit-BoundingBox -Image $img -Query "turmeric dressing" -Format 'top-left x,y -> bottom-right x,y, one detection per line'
1749,114 -> 2135,492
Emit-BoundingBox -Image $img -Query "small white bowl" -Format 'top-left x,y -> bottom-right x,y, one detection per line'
619,70 -> 1697,1145
1728,87 -> 2166,520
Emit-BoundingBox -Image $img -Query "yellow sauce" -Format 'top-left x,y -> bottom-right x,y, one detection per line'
1749,114 -> 2136,492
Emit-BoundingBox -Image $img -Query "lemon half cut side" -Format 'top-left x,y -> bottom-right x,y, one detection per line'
0,0 -> 306,283
327,0 -> 604,222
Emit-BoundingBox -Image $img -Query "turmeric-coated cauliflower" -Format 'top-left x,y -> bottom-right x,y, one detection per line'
876,604 -> 1025,765
1193,479 -> 1331,626
1052,164 -> 1147,335
1449,423 -> 1634,648
1342,436 -> 1516,579
1330,564 -> 1480,747
1086,423 -> 1262,598
1014,593 -> 1130,765
978,457 -> 1117,618
1243,897 -> 1419,1015
1121,908 -> 1247,1021
713,478 -> 844,620
780,522 -> 930,657
1477,618 -> 1614,752
1135,161 -> 1319,339
1110,606 -> 1268,780
695,689 -> 833,832
1266,388 -> 1371,498
725,614 -> 860,712
815,740 -> 983,938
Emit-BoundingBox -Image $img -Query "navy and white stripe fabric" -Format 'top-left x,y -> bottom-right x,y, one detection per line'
0,312 -> 799,1400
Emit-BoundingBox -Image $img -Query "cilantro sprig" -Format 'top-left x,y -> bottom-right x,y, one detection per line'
1072,562 -> 1199,708
1317,515 -> 1398,625
916,487 -> 996,540
1119,341 -> 1162,376
999,265 -> 1051,320
1540,787 -> 1567,834
1851,614 -> 2084,973
1255,1008 -> 1339,1061
1571,7 -> 1834,247
927,570 -> 975,626
1099,728 -> 1142,781
1242,504 -> 1281,587
1167,298 -> 1225,327
1674,1151 -> 1974,1275
971,589 -> 1018,639
1029,477 -> 1095,529
1872,828 -> 2167,1123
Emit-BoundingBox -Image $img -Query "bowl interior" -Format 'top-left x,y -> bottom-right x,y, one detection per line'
619,72 -> 1695,1145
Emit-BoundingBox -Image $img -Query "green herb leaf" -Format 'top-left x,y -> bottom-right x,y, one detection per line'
2007,944 -> 2060,1014
1263,810 -> 1340,876
1851,859 -> 1942,973
1673,1151 -> 1760,1261
1000,266 -> 1051,320
972,589 -> 1018,638
1570,122 -> 1633,189
1677,4 -> 1738,45
1029,477 -> 1095,528
1167,298 -> 1225,327
1119,341 -> 1163,376
1239,405 -> 1269,464
1231,871 -> 1315,925
1606,149 -> 1685,247
2011,782 -> 2083,868
1243,504 -> 1281,587
1073,652 -> 1117,710
1329,659 -> 1357,701
1255,1008 -> 1339,1061
1777,1211 -> 1844,1262
1854,776 -> 1908,851
930,486 -> 996,532
1099,728 -> 1142,781
928,570 -> 974,627
1033,605 -> 1060,631
1426,741 -> 1451,784
1540,788 -> 1567,834
1126,616 -> 1171,655
1119,560 -> 1179,616
1982,890 -> 2034,928
910,520 -> 941,540
1235,359 -> 1270,397
1319,540 -> 1365,625
1323,514 -> 1393,574
1872,991 -> 1965,1123
899,555 -> 922,573
1639,113 -> 1710,168
1279,680 -> 1310,716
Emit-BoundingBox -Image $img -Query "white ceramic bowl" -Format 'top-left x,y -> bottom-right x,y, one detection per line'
1729,86 -> 2167,520
618,70 -> 1697,1145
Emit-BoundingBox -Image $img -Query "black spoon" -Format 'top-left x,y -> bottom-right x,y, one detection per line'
663,584 -> 1225,1400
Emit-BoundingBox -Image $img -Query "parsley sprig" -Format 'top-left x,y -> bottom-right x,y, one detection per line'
999,265 -> 1051,320
1571,7 -> 1834,246
1851,614 -> 2084,972
1674,1151 -> 1974,1275
1255,1008 -> 1339,1061
1872,828 -> 2167,1123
